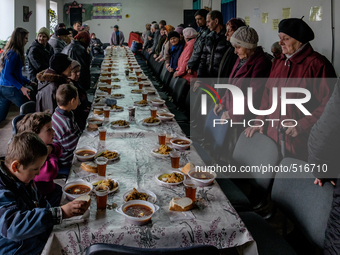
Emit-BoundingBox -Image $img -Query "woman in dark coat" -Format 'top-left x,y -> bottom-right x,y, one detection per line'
27,27 -> 54,82
166,31 -> 184,73
62,31 -> 91,90
89,33 -> 103,56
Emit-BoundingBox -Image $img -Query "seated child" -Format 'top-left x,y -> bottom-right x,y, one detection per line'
18,112 -> 63,206
52,83 -> 82,170
0,132 -> 87,255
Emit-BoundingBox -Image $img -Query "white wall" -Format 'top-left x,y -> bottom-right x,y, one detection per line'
0,0 -> 15,42
63,0 -> 184,44
237,0 -> 339,75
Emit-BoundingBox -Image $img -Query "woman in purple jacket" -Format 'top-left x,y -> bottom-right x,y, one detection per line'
0,27 -> 34,123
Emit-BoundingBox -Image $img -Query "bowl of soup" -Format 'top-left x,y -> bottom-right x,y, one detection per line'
115,200 -> 159,225
170,137 -> 192,151
188,168 -> 217,187
63,180 -> 93,200
74,146 -> 97,162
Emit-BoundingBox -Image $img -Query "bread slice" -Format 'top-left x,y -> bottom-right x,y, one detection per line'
181,163 -> 195,175
74,194 -> 91,211
80,162 -> 98,173
87,123 -> 98,131
169,197 -> 194,211
94,109 -> 104,115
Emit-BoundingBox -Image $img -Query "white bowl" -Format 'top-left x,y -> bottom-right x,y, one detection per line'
116,200 -> 159,226
151,99 -> 165,107
188,168 -> 217,187
170,137 -> 192,150
145,88 -> 156,94
74,146 -> 97,162
62,180 -> 93,200
87,117 -> 104,126
157,112 -> 174,121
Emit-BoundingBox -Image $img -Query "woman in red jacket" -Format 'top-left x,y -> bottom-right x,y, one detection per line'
173,27 -> 198,84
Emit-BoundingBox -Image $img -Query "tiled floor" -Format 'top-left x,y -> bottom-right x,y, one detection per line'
0,104 -> 19,157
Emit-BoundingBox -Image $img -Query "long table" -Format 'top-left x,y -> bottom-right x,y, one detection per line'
42,47 -> 258,255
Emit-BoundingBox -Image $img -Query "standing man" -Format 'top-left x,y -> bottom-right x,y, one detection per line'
110,25 -> 125,46
49,28 -> 69,53
186,9 -> 210,75
148,23 -> 160,54
72,21 -> 81,37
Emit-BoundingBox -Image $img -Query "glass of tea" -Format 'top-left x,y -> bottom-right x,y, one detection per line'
169,151 -> 181,168
95,185 -> 109,210
103,106 -> 110,119
142,90 -> 148,101
106,86 -> 112,95
184,179 -> 197,202
95,157 -> 108,176
98,126 -> 107,141
139,83 -> 144,90
150,107 -> 157,118
128,106 -> 135,121
158,130 -> 166,145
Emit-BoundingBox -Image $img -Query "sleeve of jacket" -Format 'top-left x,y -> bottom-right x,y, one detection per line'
28,47 -> 49,72
309,80 -> 340,180
197,45 -> 208,77
110,32 -> 114,46
151,31 -> 160,53
119,32 -> 125,45
98,39 -> 103,47
0,189 -> 54,241
164,42 -> 171,65
2,52 -> 25,89
176,43 -> 194,77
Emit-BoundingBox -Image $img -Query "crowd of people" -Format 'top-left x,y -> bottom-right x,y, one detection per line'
0,8 -> 339,255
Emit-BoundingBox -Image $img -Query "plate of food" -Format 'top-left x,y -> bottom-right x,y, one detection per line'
110,120 -> 130,129
93,103 -> 105,109
151,144 -> 172,157
157,112 -> 175,122
93,109 -> 104,116
92,177 -> 119,193
131,89 -> 143,94
145,88 -> 156,94
112,85 -> 121,89
129,82 -> 138,86
156,171 -> 185,186
111,73 -> 119,76
123,188 -> 157,203
110,105 -> 124,112
111,94 -> 125,99
112,78 -> 121,82
96,149 -> 120,161
128,77 -> 137,81
134,100 -> 149,107
143,117 -> 161,126
142,81 -> 152,87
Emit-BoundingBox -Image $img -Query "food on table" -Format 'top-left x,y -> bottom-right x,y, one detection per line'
137,100 -> 148,105
190,171 -> 215,180
113,78 -> 120,82
123,204 -> 153,218
169,197 -> 194,211
110,105 -> 123,110
171,139 -> 191,145
111,120 -> 129,126
154,144 -> 172,155
97,150 -> 119,159
65,184 -> 91,195
158,172 -> 184,183
144,117 -> 160,123
80,162 -> 98,173
93,178 -> 118,191
94,109 -> 104,115
87,123 -> 98,131
129,82 -> 138,86
125,188 -> 149,201
74,195 -> 91,211
128,77 -> 137,80
94,98 -> 101,103
131,89 -> 142,93
76,150 -> 96,157
112,73 -> 119,76
158,113 -> 174,118
98,87 -> 108,92
112,85 -> 121,89
181,162 -> 195,175
113,94 -> 124,97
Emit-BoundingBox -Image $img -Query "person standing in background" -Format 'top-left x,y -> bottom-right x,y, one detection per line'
110,25 -> 125,46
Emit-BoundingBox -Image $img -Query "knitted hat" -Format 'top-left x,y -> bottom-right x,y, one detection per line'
74,31 -> 91,48
56,28 -> 69,36
70,60 -> 81,71
37,27 -> 50,40
230,26 -> 258,49
183,27 -> 198,39
175,27 -> 183,35
168,31 -> 180,40
49,53 -> 73,74
278,18 -> 314,43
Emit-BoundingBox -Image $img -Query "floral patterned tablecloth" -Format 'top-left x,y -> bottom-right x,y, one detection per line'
42,49 -> 257,255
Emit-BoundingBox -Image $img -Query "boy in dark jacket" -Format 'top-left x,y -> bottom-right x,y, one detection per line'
0,132 -> 87,255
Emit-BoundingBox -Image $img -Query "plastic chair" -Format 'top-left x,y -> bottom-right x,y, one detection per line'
172,78 -> 189,111
85,243 -> 220,255
20,101 -> 36,115
8,114 -> 26,144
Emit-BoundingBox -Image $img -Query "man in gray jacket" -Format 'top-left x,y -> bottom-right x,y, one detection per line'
187,9 -> 210,74
48,29 -> 69,54
148,23 -> 160,54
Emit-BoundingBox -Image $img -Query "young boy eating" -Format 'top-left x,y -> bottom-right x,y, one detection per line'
0,132 -> 87,254
52,83 -> 82,171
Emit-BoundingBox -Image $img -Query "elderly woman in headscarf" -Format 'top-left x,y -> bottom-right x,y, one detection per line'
173,27 -> 198,83
165,27 -> 184,71
62,31 -> 91,90
244,18 -> 337,161
166,31 -> 185,73
214,26 -> 272,124
155,25 -> 175,62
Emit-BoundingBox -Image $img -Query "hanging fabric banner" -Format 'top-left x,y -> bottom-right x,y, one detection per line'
92,3 -> 122,19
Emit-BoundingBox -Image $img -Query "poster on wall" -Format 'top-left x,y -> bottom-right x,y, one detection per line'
309,6 -> 322,21
92,3 -> 122,19
261,13 -> 268,23
23,6 -> 29,22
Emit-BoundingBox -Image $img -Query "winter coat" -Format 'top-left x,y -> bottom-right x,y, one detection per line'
257,43 -> 337,160
72,79 -> 91,130
170,41 -> 185,70
164,41 -> 173,65
155,36 -> 167,56
150,30 -> 160,53
217,45 -> 239,82
26,40 -> 54,82
62,40 -> 91,90
36,68 -> 69,113
176,38 -> 197,83
187,26 -> 210,71
143,30 -> 151,47
221,47 -> 272,122
0,161 -> 60,255
110,31 -> 125,46
90,38 -> 103,55
48,34 -> 66,54
197,27 -> 230,78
